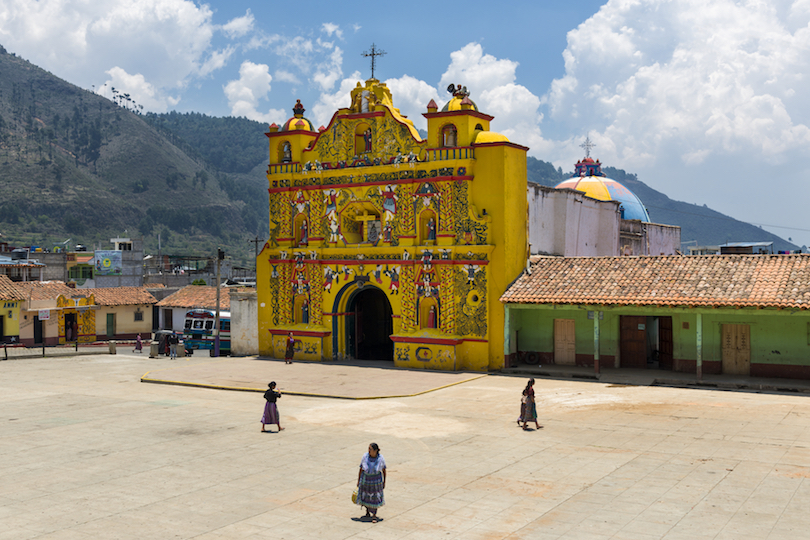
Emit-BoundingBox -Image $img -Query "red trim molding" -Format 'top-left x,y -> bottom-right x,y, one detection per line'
422,110 -> 495,122
336,111 -> 385,120
473,141 -> 530,152
390,335 -> 488,346
268,175 -> 473,194
268,329 -> 331,338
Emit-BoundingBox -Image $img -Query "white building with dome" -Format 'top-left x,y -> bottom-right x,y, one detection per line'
528,154 -> 680,257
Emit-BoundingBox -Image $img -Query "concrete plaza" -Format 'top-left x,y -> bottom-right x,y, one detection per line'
3,353 -> 810,539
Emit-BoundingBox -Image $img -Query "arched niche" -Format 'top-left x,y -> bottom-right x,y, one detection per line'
278,141 -> 292,163
293,214 -> 309,247
441,124 -> 457,147
354,123 -> 372,156
417,209 -> 437,245
418,296 -> 439,330
293,294 -> 310,325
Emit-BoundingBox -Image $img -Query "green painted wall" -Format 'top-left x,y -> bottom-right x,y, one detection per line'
509,304 -> 810,366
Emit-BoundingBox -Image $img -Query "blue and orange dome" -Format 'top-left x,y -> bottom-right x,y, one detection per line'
280,99 -> 315,132
555,158 -> 650,222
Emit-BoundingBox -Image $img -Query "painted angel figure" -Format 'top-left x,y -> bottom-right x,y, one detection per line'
323,267 -> 336,292
384,265 -> 400,294
342,265 -> 354,281
461,263 -> 482,283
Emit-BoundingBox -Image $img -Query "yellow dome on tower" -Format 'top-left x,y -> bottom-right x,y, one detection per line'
473,130 -> 510,143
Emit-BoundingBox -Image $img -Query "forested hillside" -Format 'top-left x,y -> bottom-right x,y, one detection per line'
0,45 -> 266,263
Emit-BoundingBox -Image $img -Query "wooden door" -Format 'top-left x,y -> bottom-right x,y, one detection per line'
554,319 -> 576,365
722,324 -> 750,375
620,316 -> 647,368
34,316 -> 43,344
106,313 -> 116,338
659,317 -> 673,370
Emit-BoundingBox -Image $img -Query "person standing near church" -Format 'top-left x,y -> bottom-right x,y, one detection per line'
357,442 -> 386,522
285,332 -> 295,364
261,382 -> 283,432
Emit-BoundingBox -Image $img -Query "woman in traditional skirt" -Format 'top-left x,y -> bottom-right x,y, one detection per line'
356,442 -> 386,522
518,378 -> 541,431
284,332 -> 295,364
261,382 -> 284,432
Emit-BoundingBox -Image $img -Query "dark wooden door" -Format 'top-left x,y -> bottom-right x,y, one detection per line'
659,317 -> 673,370
34,316 -> 43,344
620,316 -> 647,368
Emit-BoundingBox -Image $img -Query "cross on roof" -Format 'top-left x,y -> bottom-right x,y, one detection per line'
362,43 -> 386,79
580,136 -> 596,158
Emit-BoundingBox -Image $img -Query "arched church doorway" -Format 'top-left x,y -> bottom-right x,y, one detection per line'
346,286 -> 393,361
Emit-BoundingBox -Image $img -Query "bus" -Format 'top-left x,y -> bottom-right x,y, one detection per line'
183,309 -> 231,356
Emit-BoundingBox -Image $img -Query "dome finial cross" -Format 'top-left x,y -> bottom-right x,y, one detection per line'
362,43 -> 386,80
580,135 -> 596,158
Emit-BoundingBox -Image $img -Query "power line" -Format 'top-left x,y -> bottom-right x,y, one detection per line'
645,204 -> 810,233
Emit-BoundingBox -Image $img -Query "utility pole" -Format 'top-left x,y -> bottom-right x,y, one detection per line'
213,248 -> 224,357
249,236 -> 261,272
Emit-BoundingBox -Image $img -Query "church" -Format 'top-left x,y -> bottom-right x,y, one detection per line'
255,78 -> 528,371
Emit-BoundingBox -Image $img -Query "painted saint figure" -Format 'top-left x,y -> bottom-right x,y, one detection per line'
427,218 -> 436,241
299,220 -> 308,246
382,185 -> 397,221
301,299 -> 309,324
324,189 -> 337,218
363,128 -> 372,153
383,223 -> 393,243
428,305 -> 437,329
329,216 -> 340,243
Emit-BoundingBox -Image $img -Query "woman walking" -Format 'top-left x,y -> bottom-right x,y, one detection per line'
261,382 -> 284,432
133,334 -> 142,353
518,378 -> 542,431
284,332 -> 295,364
357,442 -> 386,522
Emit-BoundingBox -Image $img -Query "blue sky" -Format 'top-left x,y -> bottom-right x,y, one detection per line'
2,0 -> 810,246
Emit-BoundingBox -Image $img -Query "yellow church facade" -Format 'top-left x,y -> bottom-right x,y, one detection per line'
256,79 -> 527,371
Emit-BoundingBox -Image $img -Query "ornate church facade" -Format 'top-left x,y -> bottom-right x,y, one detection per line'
256,79 -> 528,371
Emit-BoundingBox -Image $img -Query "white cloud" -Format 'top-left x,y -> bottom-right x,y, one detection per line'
223,61 -> 285,123
544,0 -> 810,169
274,69 -> 301,85
99,67 -> 179,112
312,72 -> 362,127
222,9 -> 254,38
313,46 -> 343,92
0,0 -> 236,111
198,46 -> 235,77
438,42 -> 550,151
383,75 -> 441,130
321,23 -> 343,40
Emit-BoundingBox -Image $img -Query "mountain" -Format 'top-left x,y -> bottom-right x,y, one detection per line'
527,157 -> 798,252
0,45 -> 267,264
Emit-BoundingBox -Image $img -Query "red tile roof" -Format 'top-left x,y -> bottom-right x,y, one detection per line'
82,287 -> 157,306
500,255 -> 810,310
156,285 -> 232,310
0,275 -> 25,301
13,281 -> 76,301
